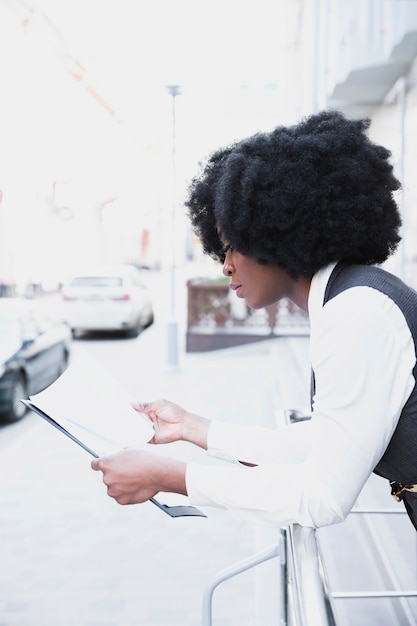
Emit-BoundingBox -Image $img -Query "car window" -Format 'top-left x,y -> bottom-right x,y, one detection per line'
20,310 -> 41,339
32,309 -> 56,334
17,307 -> 56,338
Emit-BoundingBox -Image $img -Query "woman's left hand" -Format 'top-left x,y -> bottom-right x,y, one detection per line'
91,448 -> 187,505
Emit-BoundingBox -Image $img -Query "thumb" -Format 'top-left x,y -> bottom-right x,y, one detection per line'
91,453 -> 108,471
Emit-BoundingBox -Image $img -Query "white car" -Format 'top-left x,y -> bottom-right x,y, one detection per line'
60,265 -> 154,338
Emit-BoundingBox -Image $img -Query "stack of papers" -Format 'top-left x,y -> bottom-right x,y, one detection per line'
22,351 -> 206,518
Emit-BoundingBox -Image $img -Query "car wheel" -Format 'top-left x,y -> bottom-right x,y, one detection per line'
3,372 -> 28,422
142,312 -> 154,329
125,322 -> 141,338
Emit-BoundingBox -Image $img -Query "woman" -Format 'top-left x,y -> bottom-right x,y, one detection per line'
92,110 -> 417,529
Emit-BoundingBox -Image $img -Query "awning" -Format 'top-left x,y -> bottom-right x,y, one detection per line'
328,30 -> 417,117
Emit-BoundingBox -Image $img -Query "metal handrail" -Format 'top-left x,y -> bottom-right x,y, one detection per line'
201,539 -> 284,626
286,525 -> 337,626
202,514 -> 417,625
282,408 -> 338,623
201,525 -> 338,626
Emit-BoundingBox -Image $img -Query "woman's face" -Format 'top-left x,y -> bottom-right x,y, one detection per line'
221,245 -> 294,309
220,242 -> 311,311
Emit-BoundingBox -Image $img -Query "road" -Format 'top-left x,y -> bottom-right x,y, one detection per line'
0,410 -> 37,451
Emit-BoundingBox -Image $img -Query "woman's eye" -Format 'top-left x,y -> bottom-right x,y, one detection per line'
222,243 -> 232,255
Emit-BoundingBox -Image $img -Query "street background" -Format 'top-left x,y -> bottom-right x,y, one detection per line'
0,268 -> 310,626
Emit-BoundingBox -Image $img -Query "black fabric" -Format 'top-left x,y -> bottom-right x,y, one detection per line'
320,262 -> 417,529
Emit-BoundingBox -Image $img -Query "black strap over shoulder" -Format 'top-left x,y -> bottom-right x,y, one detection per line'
322,262 -> 417,529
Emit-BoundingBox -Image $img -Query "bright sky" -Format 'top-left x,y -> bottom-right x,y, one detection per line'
0,0 -> 312,283
35,1 -> 298,80
33,0 -> 304,133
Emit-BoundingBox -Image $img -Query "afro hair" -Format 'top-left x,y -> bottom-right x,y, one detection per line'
185,110 -> 402,279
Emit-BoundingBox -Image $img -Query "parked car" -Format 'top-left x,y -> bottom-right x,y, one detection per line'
0,298 -> 72,422
60,264 -> 154,338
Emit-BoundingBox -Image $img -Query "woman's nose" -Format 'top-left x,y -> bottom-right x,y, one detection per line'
222,261 -> 233,277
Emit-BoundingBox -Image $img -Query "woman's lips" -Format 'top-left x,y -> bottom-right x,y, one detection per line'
230,283 -> 242,297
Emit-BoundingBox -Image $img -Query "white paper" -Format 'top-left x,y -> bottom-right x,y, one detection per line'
27,351 -> 205,516
29,350 -> 155,454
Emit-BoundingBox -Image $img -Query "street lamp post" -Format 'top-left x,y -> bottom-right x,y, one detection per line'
165,84 -> 181,369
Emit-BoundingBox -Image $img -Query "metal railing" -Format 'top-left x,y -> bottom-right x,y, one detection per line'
201,510 -> 417,625
186,280 -> 310,352
202,539 -> 284,626
328,506 -> 417,624
286,525 -> 337,626
202,524 -> 337,626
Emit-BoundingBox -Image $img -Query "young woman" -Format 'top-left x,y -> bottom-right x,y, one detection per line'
92,110 -> 417,529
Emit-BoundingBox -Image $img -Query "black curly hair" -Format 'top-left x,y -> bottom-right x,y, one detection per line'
185,110 -> 402,279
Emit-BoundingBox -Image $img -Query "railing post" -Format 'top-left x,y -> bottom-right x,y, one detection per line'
286,525 -> 337,626
202,539 -> 284,626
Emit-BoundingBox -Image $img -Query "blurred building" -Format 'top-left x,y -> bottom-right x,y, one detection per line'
0,0 -> 417,290
314,0 -> 417,286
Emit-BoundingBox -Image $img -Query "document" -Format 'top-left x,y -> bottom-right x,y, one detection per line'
22,351 -> 206,518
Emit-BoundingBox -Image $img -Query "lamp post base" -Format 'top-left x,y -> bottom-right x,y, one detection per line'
166,320 -> 179,370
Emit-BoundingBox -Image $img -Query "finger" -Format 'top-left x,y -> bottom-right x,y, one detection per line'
91,452 -> 109,471
132,402 -> 150,411
91,458 -> 100,471
132,403 -> 157,425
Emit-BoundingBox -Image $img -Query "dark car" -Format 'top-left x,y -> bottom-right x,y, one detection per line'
0,298 -> 72,422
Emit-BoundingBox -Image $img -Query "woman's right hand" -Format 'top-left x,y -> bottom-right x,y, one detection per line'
132,399 -> 210,449
132,399 -> 186,444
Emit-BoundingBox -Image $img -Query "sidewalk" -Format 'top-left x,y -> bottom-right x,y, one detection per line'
0,332 -> 310,626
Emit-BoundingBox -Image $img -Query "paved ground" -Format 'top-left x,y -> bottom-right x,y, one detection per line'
0,324 -> 307,626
